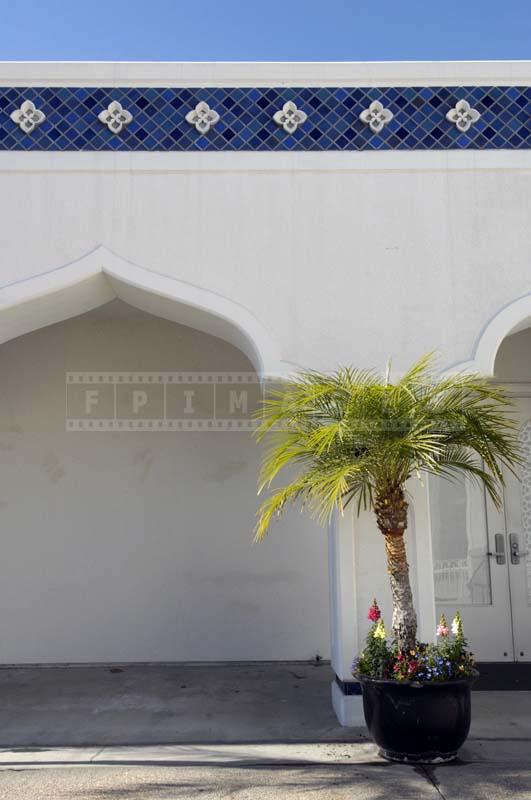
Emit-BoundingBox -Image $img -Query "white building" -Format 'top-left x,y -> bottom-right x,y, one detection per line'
0,61 -> 530,725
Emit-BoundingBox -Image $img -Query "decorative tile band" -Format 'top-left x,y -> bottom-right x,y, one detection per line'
0,85 -> 529,151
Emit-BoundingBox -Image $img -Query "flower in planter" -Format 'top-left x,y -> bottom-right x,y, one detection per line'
355,607 -> 475,682
437,613 -> 450,638
368,599 -> 381,622
452,611 -> 464,639
352,602 -> 393,679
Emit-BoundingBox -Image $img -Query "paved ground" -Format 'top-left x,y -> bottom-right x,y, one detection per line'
0,764 -> 477,800
0,662 -> 353,746
1,746 -> 530,799
0,663 -> 530,798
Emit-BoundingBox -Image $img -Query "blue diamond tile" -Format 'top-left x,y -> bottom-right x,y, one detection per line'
0,84 -> 527,151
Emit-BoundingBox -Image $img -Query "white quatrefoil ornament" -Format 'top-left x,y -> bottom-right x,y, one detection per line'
446,99 -> 481,133
185,102 -> 220,134
98,101 -> 133,134
273,101 -> 307,134
10,100 -> 46,134
359,100 -> 394,134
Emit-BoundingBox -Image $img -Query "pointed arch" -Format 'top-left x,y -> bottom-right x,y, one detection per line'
0,246 -> 284,378
448,291 -> 531,376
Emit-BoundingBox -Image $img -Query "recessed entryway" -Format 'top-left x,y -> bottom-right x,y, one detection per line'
430,326 -> 531,663
0,300 -> 329,664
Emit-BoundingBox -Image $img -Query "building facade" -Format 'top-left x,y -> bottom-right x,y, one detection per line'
0,61 -> 530,725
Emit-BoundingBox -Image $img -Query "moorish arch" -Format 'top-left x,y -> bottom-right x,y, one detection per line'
0,247 -> 330,666
449,289 -> 531,376
0,245 -> 284,379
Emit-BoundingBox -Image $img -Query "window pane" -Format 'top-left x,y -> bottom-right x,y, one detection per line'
430,475 -> 492,606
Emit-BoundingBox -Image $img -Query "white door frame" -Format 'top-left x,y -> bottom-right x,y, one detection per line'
430,382 -> 531,663
496,384 -> 531,662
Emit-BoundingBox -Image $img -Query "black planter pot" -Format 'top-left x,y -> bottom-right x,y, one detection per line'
356,672 -> 477,763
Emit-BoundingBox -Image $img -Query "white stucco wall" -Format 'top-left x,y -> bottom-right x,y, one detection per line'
0,62 -> 530,380
0,301 -> 330,663
1,61 -> 530,676
2,149 -> 531,377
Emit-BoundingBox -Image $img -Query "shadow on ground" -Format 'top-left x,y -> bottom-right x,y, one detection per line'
2,762 -> 531,799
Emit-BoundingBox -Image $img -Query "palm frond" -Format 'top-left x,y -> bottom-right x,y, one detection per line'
254,354 -> 522,537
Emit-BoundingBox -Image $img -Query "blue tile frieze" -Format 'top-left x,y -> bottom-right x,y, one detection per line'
0,85 -> 529,151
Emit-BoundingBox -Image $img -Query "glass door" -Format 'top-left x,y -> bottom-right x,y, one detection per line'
429,474 -> 514,661
498,397 -> 531,662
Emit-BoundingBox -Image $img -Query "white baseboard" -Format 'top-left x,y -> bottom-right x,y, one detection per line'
331,679 -> 365,727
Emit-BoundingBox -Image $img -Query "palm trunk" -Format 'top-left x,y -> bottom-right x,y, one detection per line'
383,532 -> 417,651
374,484 -> 417,651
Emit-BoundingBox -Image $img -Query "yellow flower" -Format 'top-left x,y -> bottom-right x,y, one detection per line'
373,620 -> 387,640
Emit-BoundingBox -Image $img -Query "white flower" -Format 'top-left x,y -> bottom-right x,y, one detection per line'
185,102 -> 220,134
446,100 -> 481,133
10,100 -> 46,134
98,101 -> 133,134
451,611 -> 464,637
273,101 -> 307,134
359,100 -> 394,134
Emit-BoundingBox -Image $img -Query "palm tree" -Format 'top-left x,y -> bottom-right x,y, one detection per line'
255,354 -> 521,652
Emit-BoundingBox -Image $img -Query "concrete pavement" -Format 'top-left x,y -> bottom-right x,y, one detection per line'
0,763 -> 456,800
0,752 -> 530,799
0,663 -> 530,798
2,662 -> 531,747
0,662 -> 354,747
0,719 -> 529,799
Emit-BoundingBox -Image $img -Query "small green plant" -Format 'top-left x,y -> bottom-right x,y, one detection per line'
356,600 -> 394,679
355,602 -> 475,682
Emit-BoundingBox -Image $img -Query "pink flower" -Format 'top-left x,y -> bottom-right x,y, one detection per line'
436,613 -> 449,637
368,599 -> 381,622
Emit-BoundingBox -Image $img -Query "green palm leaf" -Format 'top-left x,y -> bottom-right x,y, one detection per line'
255,354 -> 522,535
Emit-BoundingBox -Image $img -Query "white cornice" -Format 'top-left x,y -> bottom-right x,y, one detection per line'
0,61 -> 528,87
0,150 -> 530,173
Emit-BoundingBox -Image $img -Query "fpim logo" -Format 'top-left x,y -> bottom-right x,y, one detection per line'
65,372 -> 263,431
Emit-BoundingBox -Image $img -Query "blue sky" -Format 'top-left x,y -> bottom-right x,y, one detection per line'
0,0 -> 529,61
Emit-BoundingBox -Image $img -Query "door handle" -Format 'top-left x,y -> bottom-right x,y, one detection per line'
509,533 -> 529,565
487,533 -> 506,565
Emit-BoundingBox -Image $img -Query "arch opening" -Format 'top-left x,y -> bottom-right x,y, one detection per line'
0,297 -> 329,664
494,324 -> 531,383
453,291 -> 531,377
